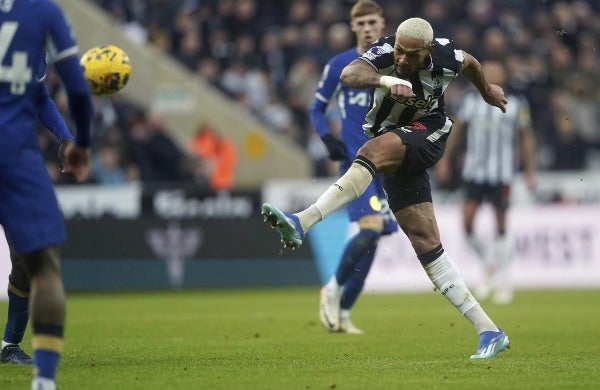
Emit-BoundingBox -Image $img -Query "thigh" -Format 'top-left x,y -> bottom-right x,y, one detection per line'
0,151 -> 66,254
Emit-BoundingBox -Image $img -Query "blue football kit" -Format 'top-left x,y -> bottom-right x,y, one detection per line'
0,0 -> 92,254
309,48 -> 397,234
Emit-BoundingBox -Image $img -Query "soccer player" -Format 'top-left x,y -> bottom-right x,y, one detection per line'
263,17 -> 510,358
440,60 -> 536,304
309,0 -> 397,334
1,74 -> 81,365
0,1 -> 93,388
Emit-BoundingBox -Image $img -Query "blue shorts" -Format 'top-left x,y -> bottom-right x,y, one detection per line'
0,148 -> 66,254
340,160 -> 398,236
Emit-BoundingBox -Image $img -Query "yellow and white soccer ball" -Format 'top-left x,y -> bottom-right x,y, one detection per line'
80,44 -> 132,95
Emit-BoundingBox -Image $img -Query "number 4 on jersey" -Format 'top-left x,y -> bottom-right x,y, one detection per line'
0,21 -> 33,95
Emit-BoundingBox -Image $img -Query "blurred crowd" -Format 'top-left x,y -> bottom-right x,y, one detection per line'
45,0 -> 600,186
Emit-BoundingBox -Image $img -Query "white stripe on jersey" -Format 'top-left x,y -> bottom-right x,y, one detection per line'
427,117 -> 453,142
459,92 -> 532,185
45,35 -> 78,64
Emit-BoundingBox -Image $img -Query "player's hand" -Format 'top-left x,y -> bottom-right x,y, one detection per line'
321,134 -> 348,161
483,84 -> 508,113
59,139 -> 91,182
380,76 -> 414,99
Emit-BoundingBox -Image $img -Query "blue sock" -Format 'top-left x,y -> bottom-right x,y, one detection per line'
341,244 -> 377,309
33,349 -> 60,379
3,289 -> 29,344
335,229 -> 380,309
32,323 -> 64,380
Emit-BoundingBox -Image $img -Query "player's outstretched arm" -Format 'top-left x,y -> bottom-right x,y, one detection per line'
460,51 -> 507,113
341,59 -> 413,98
53,56 -> 94,148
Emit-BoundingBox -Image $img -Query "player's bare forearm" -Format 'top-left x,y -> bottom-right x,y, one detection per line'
460,51 -> 507,112
340,59 -> 381,89
460,52 -> 490,95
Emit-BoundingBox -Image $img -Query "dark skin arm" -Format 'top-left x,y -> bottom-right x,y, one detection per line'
460,52 -> 507,113
340,59 -> 414,98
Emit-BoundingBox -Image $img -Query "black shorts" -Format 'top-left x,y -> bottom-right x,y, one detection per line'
381,115 -> 451,212
464,181 -> 511,210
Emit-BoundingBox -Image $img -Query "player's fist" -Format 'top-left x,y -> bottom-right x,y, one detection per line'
321,134 -> 348,161
59,139 -> 91,182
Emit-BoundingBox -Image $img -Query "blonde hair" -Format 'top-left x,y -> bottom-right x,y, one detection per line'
350,0 -> 383,20
396,18 -> 434,46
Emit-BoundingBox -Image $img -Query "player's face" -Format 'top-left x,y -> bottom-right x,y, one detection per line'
393,34 -> 432,78
351,14 -> 385,47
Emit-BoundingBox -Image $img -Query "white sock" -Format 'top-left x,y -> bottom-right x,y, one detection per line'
424,251 -> 498,334
296,162 -> 373,232
493,235 -> 512,289
340,309 -> 351,321
466,233 -> 486,262
31,377 -> 56,390
326,275 -> 341,290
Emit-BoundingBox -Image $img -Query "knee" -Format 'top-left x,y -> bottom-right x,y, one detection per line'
357,214 -> 384,233
21,247 -> 61,279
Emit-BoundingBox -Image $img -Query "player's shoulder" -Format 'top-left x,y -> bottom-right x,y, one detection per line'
431,37 -> 461,71
328,48 -> 360,68
361,35 -> 395,64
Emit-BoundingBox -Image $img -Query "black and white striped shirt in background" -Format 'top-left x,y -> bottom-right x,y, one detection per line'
457,92 -> 532,185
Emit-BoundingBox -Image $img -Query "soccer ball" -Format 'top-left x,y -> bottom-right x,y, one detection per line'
80,44 -> 132,95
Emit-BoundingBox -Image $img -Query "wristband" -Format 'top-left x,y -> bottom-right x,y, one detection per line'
379,75 -> 412,89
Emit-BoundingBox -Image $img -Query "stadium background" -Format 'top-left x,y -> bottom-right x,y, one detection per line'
2,0 -> 600,295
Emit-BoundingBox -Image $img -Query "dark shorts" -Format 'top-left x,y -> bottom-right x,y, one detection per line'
464,181 -> 511,210
381,115 -> 452,212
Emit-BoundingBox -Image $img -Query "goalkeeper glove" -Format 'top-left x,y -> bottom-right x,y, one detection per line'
321,134 -> 348,161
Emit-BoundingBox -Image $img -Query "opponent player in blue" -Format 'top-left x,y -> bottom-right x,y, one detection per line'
1,65 -> 79,365
1,1 -> 93,388
263,17 -> 510,359
309,0 -> 396,334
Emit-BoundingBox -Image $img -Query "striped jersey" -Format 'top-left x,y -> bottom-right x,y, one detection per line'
457,91 -> 532,185
359,36 -> 464,137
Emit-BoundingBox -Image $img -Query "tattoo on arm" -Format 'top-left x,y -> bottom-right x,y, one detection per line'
341,60 -> 381,89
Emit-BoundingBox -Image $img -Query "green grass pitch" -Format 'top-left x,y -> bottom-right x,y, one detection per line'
1,288 -> 599,389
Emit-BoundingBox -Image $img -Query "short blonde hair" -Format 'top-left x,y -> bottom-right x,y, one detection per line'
396,18 -> 434,47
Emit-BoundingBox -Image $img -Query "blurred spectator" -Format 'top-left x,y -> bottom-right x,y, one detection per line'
189,123 -> 238,190
79,0 -> 599,182
551,95 -> 587,171
91,146 -> 128,185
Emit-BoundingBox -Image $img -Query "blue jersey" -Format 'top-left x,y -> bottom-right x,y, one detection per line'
310,48 -> 372,159
0,0 -> 90,254
309,48 -> 397,233
0,0 -> 81,148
